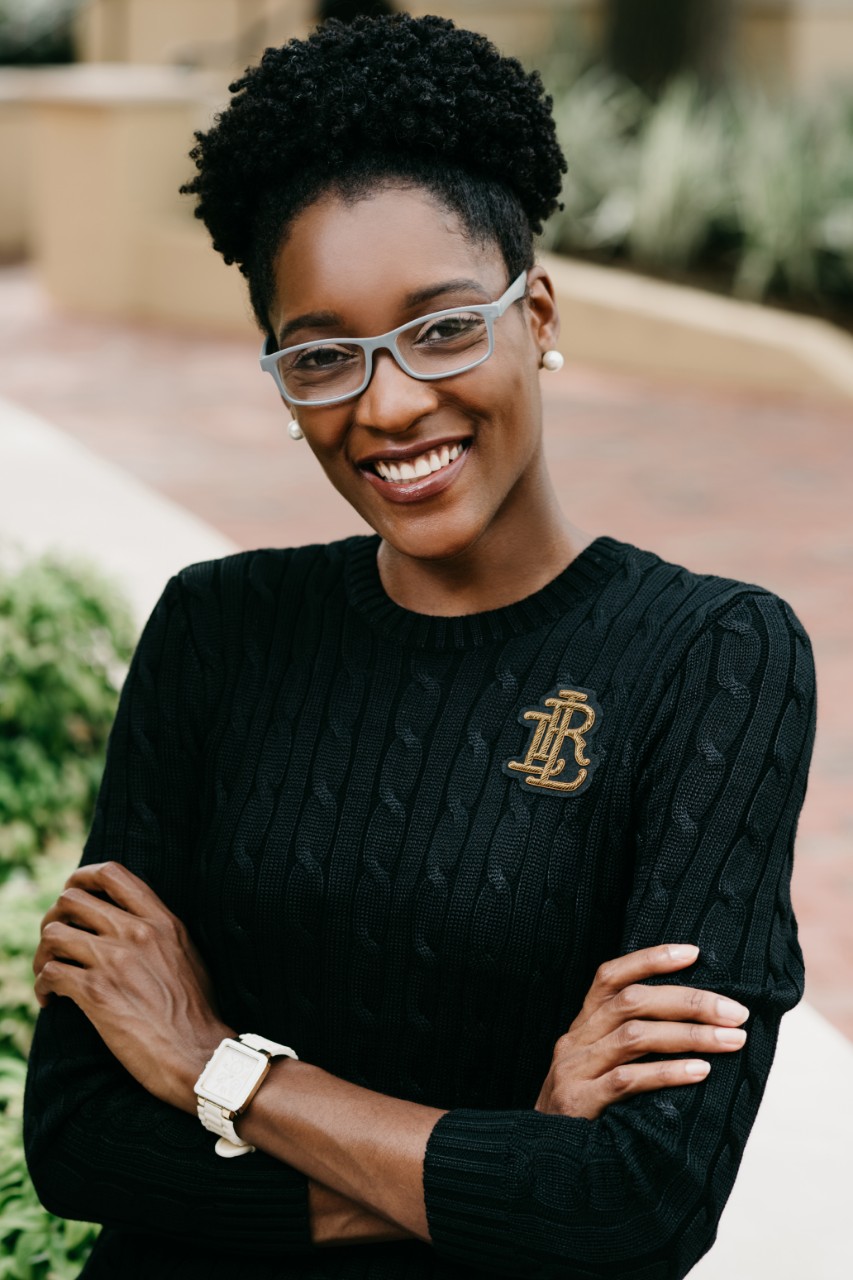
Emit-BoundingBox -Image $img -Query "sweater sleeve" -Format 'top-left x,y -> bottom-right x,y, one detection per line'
422,591 -> 816,1280
23,573 -> 313,1254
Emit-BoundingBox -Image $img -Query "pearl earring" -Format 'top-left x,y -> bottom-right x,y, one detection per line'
287,419 -> 304,441
542,350 -> 564,372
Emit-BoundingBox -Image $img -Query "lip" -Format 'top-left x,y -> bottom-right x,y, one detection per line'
360,440 -> 471,504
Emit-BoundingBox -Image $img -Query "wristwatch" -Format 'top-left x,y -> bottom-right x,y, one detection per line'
195,1033 -> 298,1158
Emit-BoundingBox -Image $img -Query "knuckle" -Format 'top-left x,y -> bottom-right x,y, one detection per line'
620,1020 -> 644,1049
616,984 -> 643,1014
101,860 -> 126,887
610,1066 -> 633,1094
129,920 -> 151,946
686,986 -> 705,1013
596,960 -> 619,989
555,1030 -> 575,1054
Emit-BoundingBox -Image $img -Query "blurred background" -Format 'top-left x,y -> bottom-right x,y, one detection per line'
0,2 -> 852,1276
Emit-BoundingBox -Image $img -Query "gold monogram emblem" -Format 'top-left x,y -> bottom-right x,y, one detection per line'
504,687 -> 599,795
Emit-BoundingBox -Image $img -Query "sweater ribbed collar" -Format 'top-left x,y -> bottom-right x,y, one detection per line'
343,533 -> 629,650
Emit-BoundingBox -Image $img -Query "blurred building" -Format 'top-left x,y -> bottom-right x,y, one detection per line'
1,0 -> 852,334
73,1 -> 853,94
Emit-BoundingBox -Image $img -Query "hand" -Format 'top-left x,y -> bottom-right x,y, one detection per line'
308,1181 -> 413,1246
535,944 -> 749,1120
33,861 -> 232,1113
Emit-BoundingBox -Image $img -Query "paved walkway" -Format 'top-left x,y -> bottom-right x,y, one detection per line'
1,265 -> 853,1276
1,264 -> 850,1046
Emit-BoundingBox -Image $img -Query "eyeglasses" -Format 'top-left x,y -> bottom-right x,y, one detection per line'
259,271 -> 528,407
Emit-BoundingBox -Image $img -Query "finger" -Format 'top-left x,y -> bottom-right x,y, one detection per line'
595,1018 -> 747,1072
601,1057 -> 713,1106
65,862 -> 164,918
593,982 -> 750,1036
584,944 -> 700,1013
34,920 -> 101,976
34,958 -> 87,1006
41,885 -> 127,936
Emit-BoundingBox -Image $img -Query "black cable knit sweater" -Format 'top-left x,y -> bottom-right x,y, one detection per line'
24,534 -> 816,1280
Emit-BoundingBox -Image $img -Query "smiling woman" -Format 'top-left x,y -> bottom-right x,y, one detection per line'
23,13 -> 816,1280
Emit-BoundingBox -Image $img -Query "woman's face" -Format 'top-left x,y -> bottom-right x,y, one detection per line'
269,185 -> 559,563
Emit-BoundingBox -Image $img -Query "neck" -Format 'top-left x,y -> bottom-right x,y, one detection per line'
376,464 -> 593,617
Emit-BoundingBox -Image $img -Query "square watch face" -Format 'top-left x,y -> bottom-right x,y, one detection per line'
196,1041 -> 266,1109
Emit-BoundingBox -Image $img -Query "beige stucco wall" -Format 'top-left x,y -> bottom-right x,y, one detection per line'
2,66 -> 245,332
0,98 -> 31,259
74,0 -> 574,67
74,0 -> 853,90
76,0 -> 313,69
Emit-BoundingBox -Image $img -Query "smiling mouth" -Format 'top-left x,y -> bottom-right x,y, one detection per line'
368,441 -> 469,485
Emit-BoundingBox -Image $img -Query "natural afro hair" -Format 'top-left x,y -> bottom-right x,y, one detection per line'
182,13 -> 567,337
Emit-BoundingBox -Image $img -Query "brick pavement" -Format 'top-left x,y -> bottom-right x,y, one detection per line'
1,264 -> 851,1041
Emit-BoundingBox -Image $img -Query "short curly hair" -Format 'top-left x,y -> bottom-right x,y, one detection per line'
182,14 -> 566,338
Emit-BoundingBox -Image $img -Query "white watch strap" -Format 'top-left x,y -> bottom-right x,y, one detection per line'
197,1097 -> 252,1156
239,1033 -> 299,1061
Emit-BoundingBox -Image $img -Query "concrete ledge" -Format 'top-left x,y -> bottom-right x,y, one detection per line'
0,63 -> 224,107
543,252 -> 853,402
0,394 -> 233,623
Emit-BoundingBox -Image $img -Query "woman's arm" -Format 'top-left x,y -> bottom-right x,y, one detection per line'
34,866 -> 752,1246
23,573 -> 321,1253
419,591 -> 816,1278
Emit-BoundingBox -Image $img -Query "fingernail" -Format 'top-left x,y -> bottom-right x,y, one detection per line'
717,998 -> 749,1023
715,1027 -> 747,1046
668,945 -> 699,961
685,1060 -> 710,1077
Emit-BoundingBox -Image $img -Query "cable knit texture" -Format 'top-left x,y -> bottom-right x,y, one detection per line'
23,534 -> 816,1279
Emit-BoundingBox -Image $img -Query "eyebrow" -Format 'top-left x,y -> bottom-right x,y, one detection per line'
276,277 -> 491,348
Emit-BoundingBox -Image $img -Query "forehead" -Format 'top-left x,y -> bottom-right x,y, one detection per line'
271,186 -> 505,333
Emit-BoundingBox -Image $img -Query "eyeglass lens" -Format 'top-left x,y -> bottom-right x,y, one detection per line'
276,309 -> 491,402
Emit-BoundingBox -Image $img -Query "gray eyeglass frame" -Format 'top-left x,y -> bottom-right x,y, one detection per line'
259,270 -> 528,408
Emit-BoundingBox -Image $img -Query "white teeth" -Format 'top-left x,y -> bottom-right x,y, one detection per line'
373,441 -> 467,484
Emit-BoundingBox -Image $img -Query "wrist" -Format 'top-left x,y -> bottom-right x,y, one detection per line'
175,1023 -> 236,1114
194,1032 -> 300,1155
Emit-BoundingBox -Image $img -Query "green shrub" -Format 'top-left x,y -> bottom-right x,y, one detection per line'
0,545 -> 130,1276
0,848 -> 98,1278
628,78 -> 731,272
544,55 -> 853,309
0,1 -> 79,66
542,67 -> 645,255
0,552 -> 134,882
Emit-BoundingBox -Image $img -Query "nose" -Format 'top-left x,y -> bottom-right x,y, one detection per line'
351,348 -> 439,435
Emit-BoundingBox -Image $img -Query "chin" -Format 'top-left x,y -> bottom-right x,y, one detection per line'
380,513 -> 490,564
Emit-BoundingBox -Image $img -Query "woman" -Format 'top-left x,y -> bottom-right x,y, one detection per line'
24,14 -> 816,1280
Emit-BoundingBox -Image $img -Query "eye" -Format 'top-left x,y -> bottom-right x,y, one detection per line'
287,343 -> 359,372
413,313 -> 485,346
